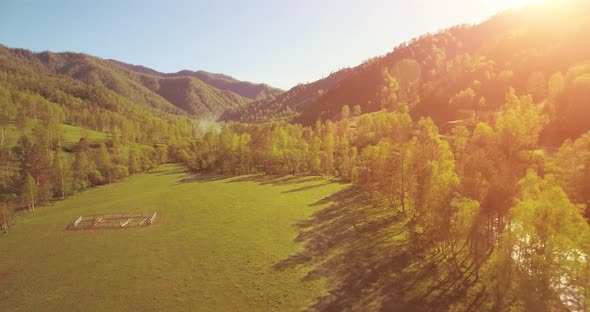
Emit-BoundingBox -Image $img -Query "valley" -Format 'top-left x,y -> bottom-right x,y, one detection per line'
0,164 -> 346,311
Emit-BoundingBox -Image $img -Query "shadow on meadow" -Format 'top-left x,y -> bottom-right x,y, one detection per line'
275,187 -> 480,312
171,170 -> 480,310
228,175 -> 328,186
175,171 -> 337,190
152,167 -> 187,176
176,174 -> 231,184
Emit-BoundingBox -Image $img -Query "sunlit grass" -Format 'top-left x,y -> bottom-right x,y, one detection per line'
0,119 -> 108,147
0,164 -> 348,311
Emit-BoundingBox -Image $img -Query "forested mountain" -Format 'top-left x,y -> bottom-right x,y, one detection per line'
221,68 -> 353,122
174,70 -> 282,100
111,60 -> 283,100
0,46 -> 256,118
227,0 -> 590,145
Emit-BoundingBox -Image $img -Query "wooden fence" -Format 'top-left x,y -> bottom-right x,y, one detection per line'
68,212 -> 157,230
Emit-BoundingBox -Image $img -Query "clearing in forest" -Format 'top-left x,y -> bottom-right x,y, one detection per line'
0,164 -> 347,311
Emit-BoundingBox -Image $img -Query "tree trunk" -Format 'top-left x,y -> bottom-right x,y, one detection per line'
0,128 -> 4,185
58,137 -> 65,200
584,259 -> 589,312
2,206 -> 7,233
401,147 -> 406,215
30,188 -> 35,212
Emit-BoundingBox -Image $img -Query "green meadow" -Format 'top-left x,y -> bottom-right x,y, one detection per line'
0,119 -> 108,147
0,164 -> 347,311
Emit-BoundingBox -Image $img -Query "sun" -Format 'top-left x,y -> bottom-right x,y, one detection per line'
504,0 -> 545,9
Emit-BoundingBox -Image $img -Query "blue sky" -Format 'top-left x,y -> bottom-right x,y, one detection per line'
0,0 -> 538,89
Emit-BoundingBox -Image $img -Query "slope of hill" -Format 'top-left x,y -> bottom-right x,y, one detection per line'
0,119 -> 108,148
225,0 -> 590,144
0,47 -> 252,118
177,70 -> 283,100
111,60 -> 283,101
220,68 -> 353,122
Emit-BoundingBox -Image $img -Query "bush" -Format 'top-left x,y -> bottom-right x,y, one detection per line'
109,165 -> 129,182
88,170 -> 104,186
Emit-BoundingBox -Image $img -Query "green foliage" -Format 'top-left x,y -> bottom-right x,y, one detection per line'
475,171 -> 590,311
495,89 -> 548,157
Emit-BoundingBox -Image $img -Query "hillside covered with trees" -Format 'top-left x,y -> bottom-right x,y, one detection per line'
0,46 -> 281,118
225,0 -> 590,146
174,91 -> 590,310
112,60 -> 283,101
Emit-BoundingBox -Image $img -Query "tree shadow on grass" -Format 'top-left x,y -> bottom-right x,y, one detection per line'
282,182 -> 337,194
176,174 -> 232,184
152,167 -> 187,176
228,175 -> 327,186
175,172 -> 333,187
275,187 -> 480,311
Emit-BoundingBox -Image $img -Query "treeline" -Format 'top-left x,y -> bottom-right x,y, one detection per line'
0,109 -> 169,230
0,54 -> 204,231
174,90 -> 590,310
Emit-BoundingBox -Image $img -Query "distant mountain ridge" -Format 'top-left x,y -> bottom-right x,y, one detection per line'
110,60 -> 283,101
0,46 -> 281,119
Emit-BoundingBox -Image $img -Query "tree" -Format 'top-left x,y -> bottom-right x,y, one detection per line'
385,109 -> 414,215
341,105 -> 350,120
551,132 -> 590,218
321,120 -> 335,175
95,143 -> 112,183
449,197 -> 480,263
526,71 -> 547,102
128,147 -> 139,175
20,173 -> 38,212
353,105 -> 362,117
448,88 -> 476,115
0,199 -> 14,233
337,136 -> 353,181
51,149 -> 71,199
72,142 -> 91,191
450,125 -> 470,170
380,67 -> 400,109
547,72 -> 565,103
14,109 -> 27,140
411,118 -> 460,249
309,136 -> 322,175
495,89 -> 547,159
478,170 -> 590,311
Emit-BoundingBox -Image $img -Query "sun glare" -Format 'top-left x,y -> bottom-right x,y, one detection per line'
507,0 -> 545,9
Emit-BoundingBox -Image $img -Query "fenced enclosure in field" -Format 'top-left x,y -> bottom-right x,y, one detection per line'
67,212 -> 157,230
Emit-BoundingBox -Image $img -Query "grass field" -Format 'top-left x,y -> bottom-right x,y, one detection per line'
0,119 -> 109,147
0,164 -> 347,311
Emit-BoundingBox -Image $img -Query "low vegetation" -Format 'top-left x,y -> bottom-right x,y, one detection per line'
0,164 -> 346,311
